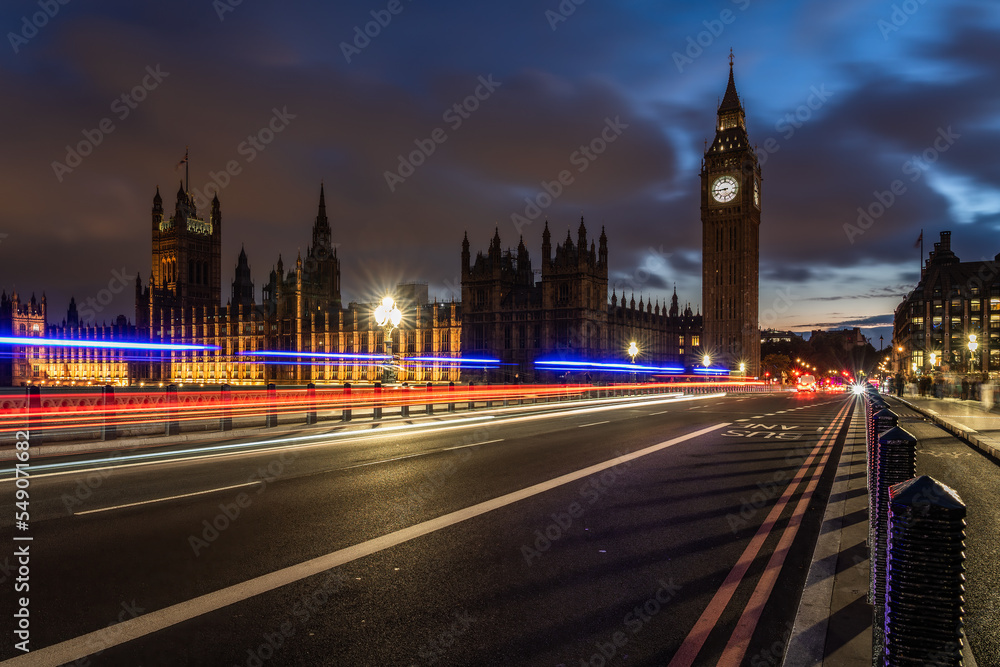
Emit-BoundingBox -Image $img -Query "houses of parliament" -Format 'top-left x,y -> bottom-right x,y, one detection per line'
1,62 -> 761,387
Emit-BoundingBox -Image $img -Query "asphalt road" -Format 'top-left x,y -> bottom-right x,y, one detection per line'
0,391 -> 853,666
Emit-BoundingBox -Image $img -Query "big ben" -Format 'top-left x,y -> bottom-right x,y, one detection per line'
701,54 -> 760,376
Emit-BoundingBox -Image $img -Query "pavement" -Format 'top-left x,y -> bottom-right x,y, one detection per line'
892,391 -> 1000,464
785,392 -> 995,666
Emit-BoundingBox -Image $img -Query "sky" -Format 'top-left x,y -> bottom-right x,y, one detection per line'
1,0 -> 999,349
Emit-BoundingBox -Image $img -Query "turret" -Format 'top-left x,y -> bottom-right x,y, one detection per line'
211,193 -> 222,231
489,227 -> 502,262
66,297 -> 79,328
310,183 -> 332,255
541,220 -> 552,268
232,245 -> 255,306
152,186 -> 163,229
461,231 -> 471,276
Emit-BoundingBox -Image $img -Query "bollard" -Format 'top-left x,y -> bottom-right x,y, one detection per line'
883,476 -> 966,667
220,383 -> 232,431
426,382 -> 434,415
870,425 -> 916,657
25,385 -> 41,444
868,408 -> 898,542
305,382 -> 317,425
373,382 -> 382,421
468,381 -> 476,411
400,383 -> 409,419
265,383 -> 277,428
342,382 -> 352,421
101,385 -> 117,441
448,381 -> 456,412
165,383 -> 179,436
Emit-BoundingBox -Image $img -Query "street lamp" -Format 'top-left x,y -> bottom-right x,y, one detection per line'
373,296 -> 402,383
703,353 -> 711,367
739,362 -> 746,375
627,341 -> 639,387
968,334 -> 978,373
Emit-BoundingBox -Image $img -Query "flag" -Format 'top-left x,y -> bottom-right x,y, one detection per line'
914,231 -> 922,248
175,148 -> 188,170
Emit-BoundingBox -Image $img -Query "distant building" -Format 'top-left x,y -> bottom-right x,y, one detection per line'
4,184 -> 461,387
0,291 -> 46,386
761,329 -> 801,344
810,327 -> 867,351
461,219 -> 702,382
892,230 -> 996,375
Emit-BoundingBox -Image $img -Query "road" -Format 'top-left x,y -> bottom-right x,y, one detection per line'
1,391 -> 852,666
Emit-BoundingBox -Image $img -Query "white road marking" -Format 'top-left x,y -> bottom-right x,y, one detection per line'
5,422 -> 730,666
578,421 -> 610,428
74,482 -> 261,516
441,439 -> 504,451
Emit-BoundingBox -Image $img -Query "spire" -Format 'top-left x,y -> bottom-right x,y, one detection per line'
153,186 -> 162,205
719,50 -> 742,113
710,53 -> 749,154
311,183 -> 332,255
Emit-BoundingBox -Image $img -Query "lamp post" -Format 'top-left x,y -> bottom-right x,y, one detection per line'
373,296 -> 402,383
628,341 -> 638,385
968,334 -> 978,374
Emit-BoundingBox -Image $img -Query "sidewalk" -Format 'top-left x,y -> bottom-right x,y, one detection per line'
890,393 -> 1000,464
784,399 -> 871,666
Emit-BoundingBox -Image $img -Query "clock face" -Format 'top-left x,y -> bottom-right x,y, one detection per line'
711,175 -> 738,203
753,179 -> 760,207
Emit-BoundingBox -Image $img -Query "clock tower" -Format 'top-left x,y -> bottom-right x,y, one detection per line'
701,55 -> 761,376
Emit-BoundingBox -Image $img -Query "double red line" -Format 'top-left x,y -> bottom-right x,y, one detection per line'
668,399 -> 853,667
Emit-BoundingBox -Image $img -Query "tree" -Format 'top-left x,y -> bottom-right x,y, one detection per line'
761,353 -> 792,383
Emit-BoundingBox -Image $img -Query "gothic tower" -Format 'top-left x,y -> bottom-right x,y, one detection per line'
149,180 -> 223,310
701,55 -> 761,376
